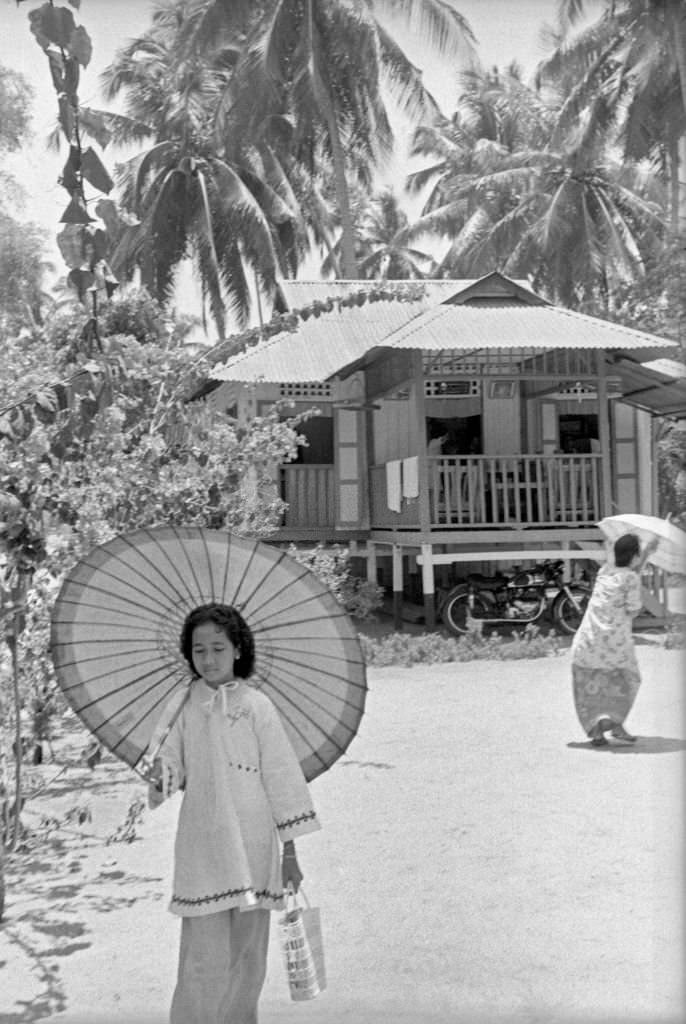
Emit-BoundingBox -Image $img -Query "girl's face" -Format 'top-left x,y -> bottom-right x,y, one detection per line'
191,622 -> 237,689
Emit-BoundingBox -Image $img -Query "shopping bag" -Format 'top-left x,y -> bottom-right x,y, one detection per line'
278,886 -> 326,1001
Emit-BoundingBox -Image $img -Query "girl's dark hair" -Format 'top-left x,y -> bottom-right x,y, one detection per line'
614,533 -> 640,567
180,603 -> 255,679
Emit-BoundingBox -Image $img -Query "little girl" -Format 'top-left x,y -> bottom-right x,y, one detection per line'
147,602 -> 321,1024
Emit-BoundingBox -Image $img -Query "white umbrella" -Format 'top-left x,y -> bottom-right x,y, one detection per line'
598,514 -> 686,574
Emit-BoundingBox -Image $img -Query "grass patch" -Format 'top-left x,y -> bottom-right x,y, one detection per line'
358,626 -> 562,667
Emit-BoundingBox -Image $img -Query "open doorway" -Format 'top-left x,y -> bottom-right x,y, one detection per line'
292,414 -> 334,464
559,413 -> 599,454
426,414 -> 482,455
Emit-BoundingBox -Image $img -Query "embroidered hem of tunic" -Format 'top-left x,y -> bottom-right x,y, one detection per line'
170,885 -> 286,917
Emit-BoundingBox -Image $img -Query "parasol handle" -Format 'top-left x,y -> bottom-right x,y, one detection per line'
137,687 -> 191,783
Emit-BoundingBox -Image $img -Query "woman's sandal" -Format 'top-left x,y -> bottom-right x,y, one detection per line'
590,719 -> 611,746
610,725 -> 637,742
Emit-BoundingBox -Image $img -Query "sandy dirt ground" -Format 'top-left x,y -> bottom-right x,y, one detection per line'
1,641 -> 684,1024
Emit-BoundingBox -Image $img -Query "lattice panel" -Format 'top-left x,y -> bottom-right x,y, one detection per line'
279,382 -> 332,399
425,379 -> 481,397
423,348 -> 599,377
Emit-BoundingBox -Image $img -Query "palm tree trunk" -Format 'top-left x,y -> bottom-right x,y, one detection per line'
668,0 -> 686,113
668,135 -> 680,234
306,0 -> 357,278
679,138 -> 686,237
9,633 -> 22,852
667,0 -> 686,233
325,102 -> 358,278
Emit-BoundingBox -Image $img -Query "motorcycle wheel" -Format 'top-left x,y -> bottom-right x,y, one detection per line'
553,586 -> 590,635
441,589 -> 491,636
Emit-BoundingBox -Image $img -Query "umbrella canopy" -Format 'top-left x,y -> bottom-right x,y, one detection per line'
51,527 -> 367,781
598,514 -> 686,574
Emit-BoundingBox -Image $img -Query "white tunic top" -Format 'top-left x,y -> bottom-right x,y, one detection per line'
153,679 -> 321,917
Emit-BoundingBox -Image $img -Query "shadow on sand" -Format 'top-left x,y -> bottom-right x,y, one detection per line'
567,736 -> 686,754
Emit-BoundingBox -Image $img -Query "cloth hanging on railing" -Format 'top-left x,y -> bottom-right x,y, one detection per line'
386,460 -> 402,512
402,457 -> 419,499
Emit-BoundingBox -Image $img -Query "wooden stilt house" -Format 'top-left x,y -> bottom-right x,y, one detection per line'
208,272 -> 686,628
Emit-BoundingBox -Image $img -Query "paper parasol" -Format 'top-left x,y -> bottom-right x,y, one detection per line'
598,513 -> 686,574
50,526 -> 367,781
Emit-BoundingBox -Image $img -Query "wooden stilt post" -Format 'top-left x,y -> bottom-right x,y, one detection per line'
420,543 -> 436,630
413,352 -> 432,534
596,355 -> 613,516
392,543 -> 403,631
367,541 -> 377,588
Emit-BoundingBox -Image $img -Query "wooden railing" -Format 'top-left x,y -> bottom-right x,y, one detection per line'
428,454 -> 602,527
368,454 -> 602,528
280,465 -> 335,528
280,456 -> 602,531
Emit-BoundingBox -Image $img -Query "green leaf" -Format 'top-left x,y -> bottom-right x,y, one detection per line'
60,196 -> 93,225
94,198 -> 122,235
34,390 -> 57,413
78,107 -> 112,149
80,147 -> 113,194
29,4 -> 77,50
59,146 -> 81,193
47,51 -> 65,92
63,55 -> 80,99
68,267 -> 94,300
68,25 -> 92,68
27,6 -> 52,50
57,224 -> 86,268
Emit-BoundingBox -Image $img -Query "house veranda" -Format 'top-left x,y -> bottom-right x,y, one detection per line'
207,273 -> 686,628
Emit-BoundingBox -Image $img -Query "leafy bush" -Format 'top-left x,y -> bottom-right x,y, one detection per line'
358,626 -> 562,666
287,543 -> 384,621
664,615 -> 686,650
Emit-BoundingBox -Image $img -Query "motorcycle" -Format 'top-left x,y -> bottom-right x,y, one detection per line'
439,559 -> 591,636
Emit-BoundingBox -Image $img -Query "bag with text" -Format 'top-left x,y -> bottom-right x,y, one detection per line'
278,887 -> 326,1001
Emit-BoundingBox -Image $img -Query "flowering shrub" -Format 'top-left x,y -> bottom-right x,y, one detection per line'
358,626 -> 562,666
287,544 -> 384,621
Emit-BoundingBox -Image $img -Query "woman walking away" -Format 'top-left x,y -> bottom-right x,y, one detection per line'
571,533 -> 658,746
147,603 -> 321,1024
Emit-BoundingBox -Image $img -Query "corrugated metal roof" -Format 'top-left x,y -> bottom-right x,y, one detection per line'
378,301 -> 673,354
211,293 -> 438,383
212,276 -> 676,385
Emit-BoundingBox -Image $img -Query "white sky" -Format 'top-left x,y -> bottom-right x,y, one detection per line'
0,0 -> 602,331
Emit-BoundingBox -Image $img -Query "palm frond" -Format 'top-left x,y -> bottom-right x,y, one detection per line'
376,0 -> 479,64
134,142 -> 180,209
375,24 -> 441,122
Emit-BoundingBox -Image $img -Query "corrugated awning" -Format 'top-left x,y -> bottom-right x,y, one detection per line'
609,356 -> 686,420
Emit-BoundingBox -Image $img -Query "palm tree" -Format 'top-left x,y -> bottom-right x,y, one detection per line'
406,68 -> 555,279
404,67 -> 665,308
346,188 -> 436,279
537,0 -> 686,233
203,0 -> 478,278
99,7 -> 308,334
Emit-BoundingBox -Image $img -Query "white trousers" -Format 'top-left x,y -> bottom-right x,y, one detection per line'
170,908 -> 271,1024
